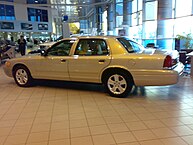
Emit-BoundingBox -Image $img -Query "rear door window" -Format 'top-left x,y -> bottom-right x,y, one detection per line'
74,39 -> 109,56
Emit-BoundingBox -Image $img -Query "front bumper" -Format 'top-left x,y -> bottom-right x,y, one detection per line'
3,64 -> 13,78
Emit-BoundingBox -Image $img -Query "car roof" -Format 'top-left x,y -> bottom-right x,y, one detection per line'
60,35 -> 133,41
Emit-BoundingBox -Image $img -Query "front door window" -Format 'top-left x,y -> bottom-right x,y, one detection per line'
47,40 -> 73,56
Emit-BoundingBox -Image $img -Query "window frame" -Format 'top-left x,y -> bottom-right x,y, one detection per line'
27,7 -> 48,22
0,4 -> 15,20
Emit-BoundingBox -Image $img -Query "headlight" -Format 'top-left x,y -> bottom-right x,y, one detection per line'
5,61 -> 11,67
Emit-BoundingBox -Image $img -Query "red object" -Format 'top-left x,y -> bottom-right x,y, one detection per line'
163,55 -> 172,68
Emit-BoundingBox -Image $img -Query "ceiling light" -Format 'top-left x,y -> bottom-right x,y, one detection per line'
35,0 -> 38,3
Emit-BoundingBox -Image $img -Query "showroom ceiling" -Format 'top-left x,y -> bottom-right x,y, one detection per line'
49,0 -> 111,22
1,0 -> 111,22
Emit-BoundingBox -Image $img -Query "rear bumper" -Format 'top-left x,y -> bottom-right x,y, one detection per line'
133,62 -> 184,86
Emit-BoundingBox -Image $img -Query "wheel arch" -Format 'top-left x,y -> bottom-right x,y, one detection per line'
101,67 -> 135,85
12,63 -> 32,77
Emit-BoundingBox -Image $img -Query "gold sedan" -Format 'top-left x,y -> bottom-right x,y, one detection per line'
3,36 -> 184,98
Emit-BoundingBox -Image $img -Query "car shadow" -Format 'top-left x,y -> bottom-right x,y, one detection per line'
129,86 -> 147,97
34,79 -> 105,93
33,80 -> 146,98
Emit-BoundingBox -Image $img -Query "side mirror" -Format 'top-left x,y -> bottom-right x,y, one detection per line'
41,50 -> 47,56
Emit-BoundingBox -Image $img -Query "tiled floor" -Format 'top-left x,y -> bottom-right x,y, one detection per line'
0,66 -> 193,145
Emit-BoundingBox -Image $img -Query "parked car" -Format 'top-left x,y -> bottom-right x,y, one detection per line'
3,36 -> 184,98
28,42 -> 55,54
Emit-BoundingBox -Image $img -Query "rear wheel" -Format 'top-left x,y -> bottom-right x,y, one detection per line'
13,65 -> 33,87
104,71 -> 133,98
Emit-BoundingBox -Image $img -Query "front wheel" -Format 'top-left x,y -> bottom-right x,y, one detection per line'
13,65 -> 33,87
104,71 -> 133,98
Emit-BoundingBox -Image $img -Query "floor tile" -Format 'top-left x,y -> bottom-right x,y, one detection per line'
160,137 -> 188,145
108,123 -> 129,133
90,125 -> 110,135
15,118 -> 34,127
87,117 -> 106,126
181,135 -> 193,145
50,129 -> 70,140
0,127 -> 12,136
26,142 -> 48,145
117,142 -> 140,145
112,132 -> 136,144
51,121 -> 69,130
120,114 -> 140,122
27,132 -> 49,143
71,136 -> 93,145
49,139 -> 70,145
104,116 -> 123,124
139,139 -> 164,145
132,130 -> 157,141
4,134 -> 28,145
31,123 -> 51,133
70,119 -> 88,128
92,134 -> 116,145
143,120 -> 166,129
126,121 -> 148,131
160,118 -> 184,127
177,116 -> 193,125
52,114 -> 69,122
170,126 -> 193,136
0,136 -> 8,145
10,125 -> 31,135
70,127 -> 90,138
151,127 -> 177,138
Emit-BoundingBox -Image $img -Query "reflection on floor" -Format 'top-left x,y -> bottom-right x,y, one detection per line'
0,66 -> 193,145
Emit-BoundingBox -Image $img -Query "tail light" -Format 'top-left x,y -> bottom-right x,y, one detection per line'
163,55 -> 172,68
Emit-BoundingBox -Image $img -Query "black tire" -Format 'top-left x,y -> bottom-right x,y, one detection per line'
104,71 -> 133,98
13,65 -> 33,87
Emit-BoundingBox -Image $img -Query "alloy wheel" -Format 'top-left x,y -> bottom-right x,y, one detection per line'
15,69 -> 28,85
107,74 -> 127,95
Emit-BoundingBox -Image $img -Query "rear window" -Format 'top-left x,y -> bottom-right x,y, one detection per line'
117,37 -> 143,53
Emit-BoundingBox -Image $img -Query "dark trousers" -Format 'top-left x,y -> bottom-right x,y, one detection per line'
19,46 -> 26,56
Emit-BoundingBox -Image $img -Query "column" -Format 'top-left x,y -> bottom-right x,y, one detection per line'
122,0 -> 131,36
107,3 -> 114,35
62,22 -> 70,38
157,0 -> 173,48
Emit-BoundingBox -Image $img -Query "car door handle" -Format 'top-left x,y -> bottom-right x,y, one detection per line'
60,59 -> 66,62
98,60 -> 105,63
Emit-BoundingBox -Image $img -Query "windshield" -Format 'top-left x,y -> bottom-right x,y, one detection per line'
117,37 -> 144,53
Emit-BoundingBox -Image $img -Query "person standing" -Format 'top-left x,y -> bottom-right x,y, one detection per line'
18,35 -> 26,56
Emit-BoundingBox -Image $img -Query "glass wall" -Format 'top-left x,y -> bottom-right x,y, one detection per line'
129,0 -> 143,41
0,4 -> 15,20
176,0 -> 192,18
82,0 -> 193,50
115,2 -> 123,28
27,8 -> 48,22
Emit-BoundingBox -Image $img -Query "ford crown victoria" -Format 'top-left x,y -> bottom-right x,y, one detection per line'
3,36 -> 184,98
